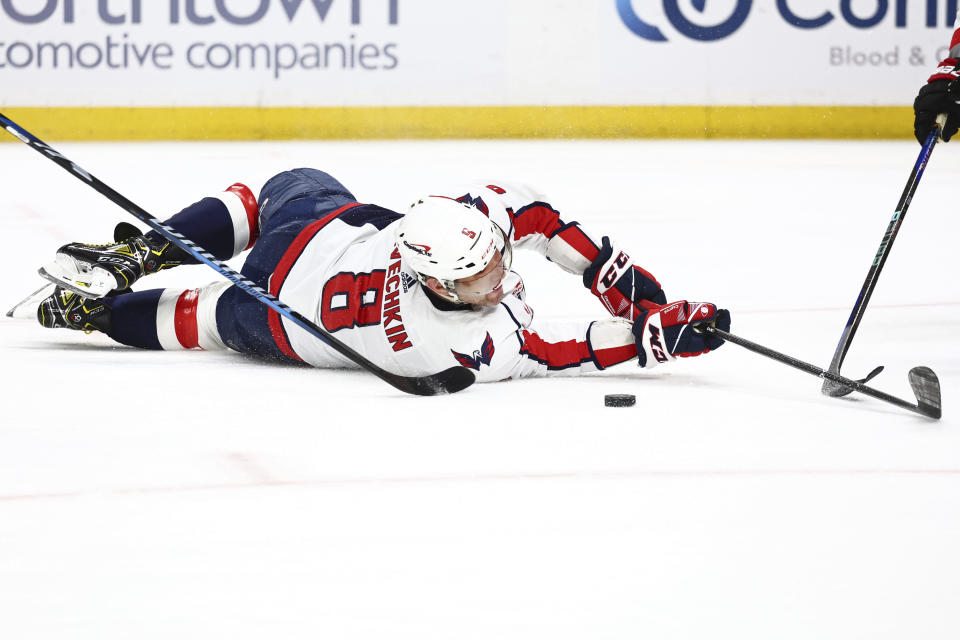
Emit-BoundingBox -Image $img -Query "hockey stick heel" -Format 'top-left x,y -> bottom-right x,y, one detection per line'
404,366 -> 477,396
822,364 -> 884,397
701,325 -> 941,420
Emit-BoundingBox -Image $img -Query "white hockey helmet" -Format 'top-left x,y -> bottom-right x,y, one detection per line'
396,196 -> 512,297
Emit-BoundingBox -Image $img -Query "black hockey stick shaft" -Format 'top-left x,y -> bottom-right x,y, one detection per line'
0,112 -> 475,396
702,325 -> 940,419
822,7 -> 960,395
821,124 -> 940,395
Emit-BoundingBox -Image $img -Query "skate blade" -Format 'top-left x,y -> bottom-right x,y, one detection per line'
6,282 -> 56,318
39,254 -> 115,299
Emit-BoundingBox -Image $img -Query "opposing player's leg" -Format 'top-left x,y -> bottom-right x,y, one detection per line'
41,183 -> 259,298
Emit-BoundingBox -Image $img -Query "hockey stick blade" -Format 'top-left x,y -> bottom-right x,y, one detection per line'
907,366 -> 942,420
0,111 -> 476,397
393,365 -> 477,396
698,324 -> 941,420
822,365 -> 884,398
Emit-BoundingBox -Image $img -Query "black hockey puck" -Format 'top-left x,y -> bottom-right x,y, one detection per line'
604,394 -> 636,407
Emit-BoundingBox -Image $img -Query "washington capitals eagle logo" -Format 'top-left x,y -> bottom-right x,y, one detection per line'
451,332 -> 495,370
455,193 -> 489,215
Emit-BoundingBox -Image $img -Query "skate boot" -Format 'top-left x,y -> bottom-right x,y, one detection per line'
39,231 -> 187,299
36,287 -> 111,334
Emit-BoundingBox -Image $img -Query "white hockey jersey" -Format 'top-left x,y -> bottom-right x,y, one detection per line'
269,182 -> 640,382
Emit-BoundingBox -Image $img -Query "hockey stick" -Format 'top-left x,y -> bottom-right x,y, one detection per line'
0,112 -> 475,397
820,123 -> 942,397
822,12 -> 960,397
697,325 -> 941,420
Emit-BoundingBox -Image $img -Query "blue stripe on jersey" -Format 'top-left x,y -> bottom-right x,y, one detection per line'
583,321 -> 604,370
499,301 -> 526,350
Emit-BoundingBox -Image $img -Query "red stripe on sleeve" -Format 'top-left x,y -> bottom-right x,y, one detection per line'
591,342 -> 638,369
520,330 -> 592,369
553,224 -> 600,263
174,289 -> 200,349
267,202 -> 363,361
511,203 -> 564,241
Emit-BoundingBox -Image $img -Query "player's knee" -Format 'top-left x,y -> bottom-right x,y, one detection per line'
259,168 -> 357,228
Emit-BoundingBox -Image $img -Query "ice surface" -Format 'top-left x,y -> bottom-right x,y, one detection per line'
0,138 -> 958,639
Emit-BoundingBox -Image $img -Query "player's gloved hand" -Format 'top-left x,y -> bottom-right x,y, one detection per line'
582,236 -> 666,322
631,300 -> 730,368
914,58 -> 960,143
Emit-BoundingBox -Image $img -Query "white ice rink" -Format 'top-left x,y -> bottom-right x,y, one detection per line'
0,137 -> 958,639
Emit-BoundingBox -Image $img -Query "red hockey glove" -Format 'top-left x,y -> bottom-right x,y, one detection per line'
914,58 -> 960,143
632,300 -> 730,368
582,236 -> 666,322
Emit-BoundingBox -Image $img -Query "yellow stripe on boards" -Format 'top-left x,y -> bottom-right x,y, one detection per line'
0,106 -> 914,141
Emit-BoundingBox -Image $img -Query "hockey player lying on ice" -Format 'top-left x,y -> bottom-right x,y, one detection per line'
35,168 -> 730,382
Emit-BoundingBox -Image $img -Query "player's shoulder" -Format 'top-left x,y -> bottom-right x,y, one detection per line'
437,181 -> 547,208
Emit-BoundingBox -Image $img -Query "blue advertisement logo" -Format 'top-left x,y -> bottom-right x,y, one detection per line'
619,0 -> 959,42
617,0 -> 753,42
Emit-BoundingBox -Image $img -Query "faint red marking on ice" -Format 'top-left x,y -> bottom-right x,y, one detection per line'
0,491 -> 81,501
1,468 -> 959,502
740,301 -> 960,314
225,451 -> 280,485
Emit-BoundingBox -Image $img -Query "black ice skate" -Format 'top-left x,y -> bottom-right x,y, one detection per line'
39,231 -> 187,299
36,287 -> 111,334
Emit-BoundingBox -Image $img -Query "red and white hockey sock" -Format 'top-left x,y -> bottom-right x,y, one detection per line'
154,282 -> 231,350
219,183 -> 260,254
145,183 -> 259,261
